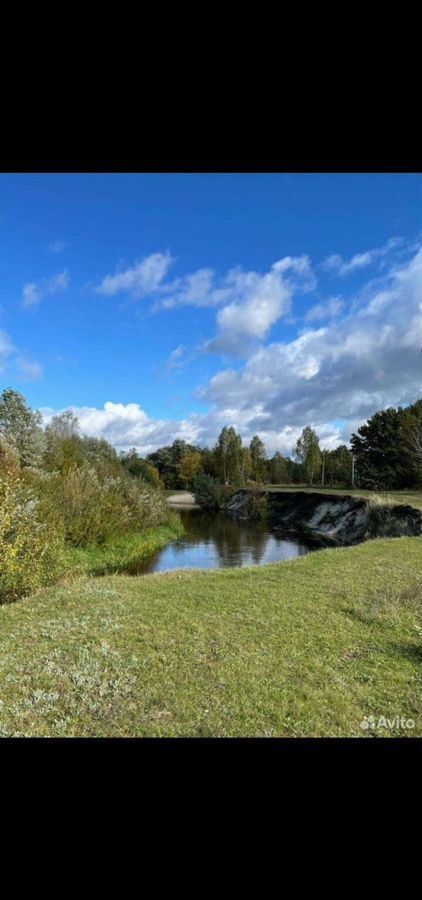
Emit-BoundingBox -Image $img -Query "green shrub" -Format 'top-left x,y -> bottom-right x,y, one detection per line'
0,474 -> 65,603
192,474 -> 237,510
40,465 -> 174,546
0,437 -> 21,478
192,473 -> 222,510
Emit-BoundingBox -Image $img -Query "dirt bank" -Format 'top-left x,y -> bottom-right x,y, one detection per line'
225,490 -> 422,546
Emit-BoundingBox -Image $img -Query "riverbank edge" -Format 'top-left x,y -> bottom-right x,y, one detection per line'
63,518 -> 184,578
225,489 -> 422,546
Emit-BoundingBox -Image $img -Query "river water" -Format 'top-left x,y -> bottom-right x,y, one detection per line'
137,508 -> 313,574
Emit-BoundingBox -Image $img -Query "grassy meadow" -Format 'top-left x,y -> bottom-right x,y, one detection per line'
1,536 -> 421,737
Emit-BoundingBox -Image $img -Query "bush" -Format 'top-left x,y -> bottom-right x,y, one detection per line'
192,473 -> 222,510
0,474 -> 65,603
0,438 -> 21,478
191,474 -> 238,510
40,465 -> 174,546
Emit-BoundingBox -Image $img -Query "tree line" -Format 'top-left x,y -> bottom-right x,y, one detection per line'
1,387 -> 421,496
141,402 -> 422,492
140,428 -> 354,490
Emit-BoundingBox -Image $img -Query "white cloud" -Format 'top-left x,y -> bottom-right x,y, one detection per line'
0,331 -> 43,382
96,252 -> 175,298
202,245 -> 422,446
97,251 -> 316,355
322,237 -> 403,277
0,330 -> 15,371
22,270 -> 70,307
22,284 -> 42,307
49,240 -> 67,254
205,256 -> 316,354
16,357 -> 43,382
47,271 -> 69,292
41,243 -> 422,458
158,269 -> 218,310
41,401 -> 201,457
166,345 -> 187,369
305,296 -> 344,322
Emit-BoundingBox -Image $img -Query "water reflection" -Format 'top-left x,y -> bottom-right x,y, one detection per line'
137,509 -> 312,574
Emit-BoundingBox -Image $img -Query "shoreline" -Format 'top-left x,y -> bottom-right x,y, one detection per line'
167,491 -> 199,509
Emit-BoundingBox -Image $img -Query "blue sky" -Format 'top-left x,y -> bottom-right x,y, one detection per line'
1,173 -> 421,455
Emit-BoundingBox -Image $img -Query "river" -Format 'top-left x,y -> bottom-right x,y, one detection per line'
137,508 -> 313,574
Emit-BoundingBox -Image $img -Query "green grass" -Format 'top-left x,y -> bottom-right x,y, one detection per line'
63,520 -> 184,577
259,485 -> 422,510
0,536 -> 421,737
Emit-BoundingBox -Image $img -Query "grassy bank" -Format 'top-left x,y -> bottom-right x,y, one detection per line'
0,536 -> 421,737
64,519 -> 184,577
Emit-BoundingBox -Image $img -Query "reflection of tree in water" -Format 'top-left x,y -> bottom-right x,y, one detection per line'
297,543 -> 310,556
249,527 -> 267,565
128,509 -> 313,574
181,510 -> 268,566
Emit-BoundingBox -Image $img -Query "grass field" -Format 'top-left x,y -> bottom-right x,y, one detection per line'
1,536 -> 421,737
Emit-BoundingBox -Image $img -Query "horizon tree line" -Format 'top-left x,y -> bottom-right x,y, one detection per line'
1,387 -> 421,492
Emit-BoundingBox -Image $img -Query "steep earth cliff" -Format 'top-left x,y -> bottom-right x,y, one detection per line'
225,490 -> 422,546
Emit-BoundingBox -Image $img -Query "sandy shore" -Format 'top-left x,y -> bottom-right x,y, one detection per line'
167,491 -> 198,507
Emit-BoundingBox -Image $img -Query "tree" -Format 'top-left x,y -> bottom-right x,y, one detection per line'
46,409 -> 80,440
268,451 -> 288,484
240,446 -> 252,483
350,404 -> 420,490
294,426 -> 321,485
401,399 -> 422,483
405,422 -> 422,465
120,449 -> 161,487
177,451 -> 202,488
0,437 -> 20,478
80,436 -> 122,476
201,447 -> 219,479
0,388 -> 44,468
249,435 -> 267,483
192,472 -> 221,510
215,426 -> 242,485
324,445 -> 353,486
147,440 -> 202,488
44,410 -> 84,473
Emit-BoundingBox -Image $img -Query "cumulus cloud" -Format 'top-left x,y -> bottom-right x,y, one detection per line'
41,401 -> 201,457
40,398 -> 343,458
96,251 -> 316,355
305,296 -> 345,322
322,237 -> 403,277
42,243 -> 422,458
96,252 -> 175,298
202,245 -> 422,445
204,255 -> 316,354
158,269 -> 219,310
22,270 -> 70,307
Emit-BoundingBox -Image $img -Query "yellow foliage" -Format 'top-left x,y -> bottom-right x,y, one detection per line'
0,474 -> 65,603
